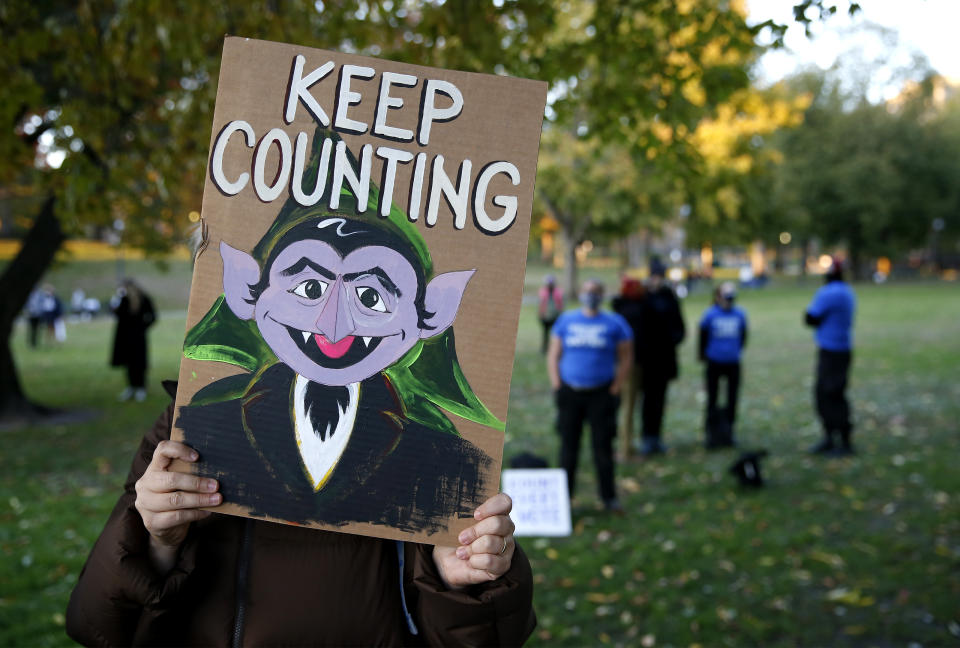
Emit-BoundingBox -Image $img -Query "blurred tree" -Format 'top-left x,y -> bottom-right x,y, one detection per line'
531,0 -> 777,294
682,82 -> 811,250
764,70 -> 960,278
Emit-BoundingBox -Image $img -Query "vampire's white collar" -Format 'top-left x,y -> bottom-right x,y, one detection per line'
292,375 -> 360,491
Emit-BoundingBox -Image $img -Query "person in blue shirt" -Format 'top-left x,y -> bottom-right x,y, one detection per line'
547,279 -> 633,512
805,258 -> 856,455
698,282 -> 748,449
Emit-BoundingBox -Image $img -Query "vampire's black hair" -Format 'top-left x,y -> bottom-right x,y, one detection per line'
246,217 -> 436,330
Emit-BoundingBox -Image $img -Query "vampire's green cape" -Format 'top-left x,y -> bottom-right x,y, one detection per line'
183,127 -> 503,435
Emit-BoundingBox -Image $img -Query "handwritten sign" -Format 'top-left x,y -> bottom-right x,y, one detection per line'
172,36 -> 547,546
502,469 -> 572,537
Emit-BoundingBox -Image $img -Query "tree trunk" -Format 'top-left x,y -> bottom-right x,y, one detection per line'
559,226 -> 579,298
0,196 -> 65,420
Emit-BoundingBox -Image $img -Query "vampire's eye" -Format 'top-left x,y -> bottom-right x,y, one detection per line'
291,279 -> 327,300
356,286 -> 387,312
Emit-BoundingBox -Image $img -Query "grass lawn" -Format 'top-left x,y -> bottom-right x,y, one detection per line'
1,267 -> 958,647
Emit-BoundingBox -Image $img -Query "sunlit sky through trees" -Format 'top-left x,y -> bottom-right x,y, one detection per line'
748,0 -> 960,101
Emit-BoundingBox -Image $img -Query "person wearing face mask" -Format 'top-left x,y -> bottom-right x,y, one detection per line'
547,279 -> 633,512
698,282 -> 748,449
636,258 -> 686,456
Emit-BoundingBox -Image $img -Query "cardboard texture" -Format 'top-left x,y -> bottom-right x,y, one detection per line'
172,37 -> 547,546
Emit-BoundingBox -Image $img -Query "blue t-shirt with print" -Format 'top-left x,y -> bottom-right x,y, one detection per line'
807,281 -> 856,351
552,310 -> 633,388
700,304 -> 748,364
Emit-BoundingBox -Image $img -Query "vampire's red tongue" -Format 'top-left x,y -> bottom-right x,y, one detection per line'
313,333 -> 354,358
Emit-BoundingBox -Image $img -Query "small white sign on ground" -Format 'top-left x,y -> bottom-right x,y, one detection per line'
502,468 -> 572,537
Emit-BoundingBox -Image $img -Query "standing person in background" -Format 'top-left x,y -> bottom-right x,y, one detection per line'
25,288 -> 45,348
636,258 -> 685,456
110,279 -> 157,402
698,282 -> 748,449
537,274 -> 564,354
40,284 -> 66,343
611,275 -> 645,458
805,258 -> 856,455
547,279 -> 633,512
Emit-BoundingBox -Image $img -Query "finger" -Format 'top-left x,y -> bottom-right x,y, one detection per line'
143,470 -> 218,495
457,534 -> 513,560
466,550 -> 512,576
458,514 -> 515,546
149,508 -> 214,532
138,489 -> 222,513
473,493 -> 512,521
149,440 -> 199,472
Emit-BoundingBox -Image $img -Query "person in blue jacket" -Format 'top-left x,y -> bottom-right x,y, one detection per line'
547,279 -> 633,512
698,282 -> 748,449
805,258 -> 856,455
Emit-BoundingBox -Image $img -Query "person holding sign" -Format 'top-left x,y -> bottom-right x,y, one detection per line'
67,36 -> 547,647
547,279 -> 633,512
65,397 -> 536,646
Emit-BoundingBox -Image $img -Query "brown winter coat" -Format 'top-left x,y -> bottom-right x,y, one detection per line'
65,392 -> 536,647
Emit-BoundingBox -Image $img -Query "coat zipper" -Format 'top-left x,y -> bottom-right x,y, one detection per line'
232,519 -> 254,648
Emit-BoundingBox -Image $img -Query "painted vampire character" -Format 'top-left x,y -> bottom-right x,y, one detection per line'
177,130 -> 501,534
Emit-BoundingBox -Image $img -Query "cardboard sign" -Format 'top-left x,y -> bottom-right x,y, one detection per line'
171,37 -> 546,546
501,469 -> 572,537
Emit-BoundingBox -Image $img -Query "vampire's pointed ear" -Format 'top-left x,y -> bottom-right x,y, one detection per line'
420,269 -> 475,339
220,241 -> 260,321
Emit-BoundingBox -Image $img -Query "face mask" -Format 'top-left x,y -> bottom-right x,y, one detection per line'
580,292 -> 602,310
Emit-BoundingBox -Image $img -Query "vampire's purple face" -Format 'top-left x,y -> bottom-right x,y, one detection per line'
257,240 -> 422,385
221,233 -> 474,387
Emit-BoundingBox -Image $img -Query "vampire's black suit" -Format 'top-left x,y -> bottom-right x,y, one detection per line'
176,363 -> 492,534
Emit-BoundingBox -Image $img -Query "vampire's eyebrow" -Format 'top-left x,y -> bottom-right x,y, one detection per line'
279,257 -> 336,280
343,267 -> 402,298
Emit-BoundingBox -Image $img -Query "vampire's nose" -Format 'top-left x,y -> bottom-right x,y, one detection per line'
314,279 -> 356,343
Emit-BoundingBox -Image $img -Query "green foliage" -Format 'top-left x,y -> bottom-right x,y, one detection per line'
752,70 -> 960,270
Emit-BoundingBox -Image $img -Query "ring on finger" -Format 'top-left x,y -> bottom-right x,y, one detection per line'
499,537 -> 508,555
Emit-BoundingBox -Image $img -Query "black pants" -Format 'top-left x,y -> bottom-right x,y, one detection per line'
641,376 -> 669,440
27,316 -> 41,348
539,317 -> 557,354
815,349 -> 852,434
556,383 -> 618,502
705,361 -> 741,445
127,363 -> 146,389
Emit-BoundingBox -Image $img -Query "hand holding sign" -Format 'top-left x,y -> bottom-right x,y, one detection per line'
432,493 -> 515,589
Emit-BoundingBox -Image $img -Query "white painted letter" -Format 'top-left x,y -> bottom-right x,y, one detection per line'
253,128 -> 293,202
374,72 -> 417,141
211,120 -> 255,195
334,64 -> 375,134
292,132 -> 333,207
408,152 -> 428,222
375,146 -> 414,217
474,161 -> 520,234
427,155 -> 472,229
285,55 -> 335,125
330,140 -> 372,212
418,79 -> 464,145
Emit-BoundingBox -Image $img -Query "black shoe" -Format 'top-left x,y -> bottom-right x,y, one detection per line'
603,498 -> 625,515
829,441 -> 855,457
641,438 -> 665,456
808,433 -> 835,455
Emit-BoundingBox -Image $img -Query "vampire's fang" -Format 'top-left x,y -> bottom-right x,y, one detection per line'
302,331 -> 311,343
362,336 -> 372,347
